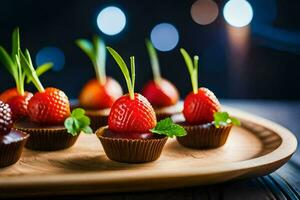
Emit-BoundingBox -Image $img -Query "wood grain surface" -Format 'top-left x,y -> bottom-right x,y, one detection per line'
0,106 -> 297,198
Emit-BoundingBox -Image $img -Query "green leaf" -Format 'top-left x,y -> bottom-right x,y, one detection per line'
76,37 -> 107,84
76,39 -> 94,62
93,35 -> 106,84
180,48 -> 198,94
107,46 -> 134,99
150,118 -> 186,138
82,126 -> 93,134
130,56 -> 135,91
145,39 -> 161,83
213,112 -> 241,128
0,46 -> 16,77
230,116 -> 241,126
20,49 -> 45,92
64,108 -> 93,136
12,27 -> 20,61
26,62 -> 53,84
71,108 -> 85,118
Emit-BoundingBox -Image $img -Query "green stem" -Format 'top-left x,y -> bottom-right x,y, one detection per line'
21,49 -> 45,92
15,55 -> 24,95
180,48 -> 199,94
93,35 -> 106,85
106,47 -> 135,100
130,56 -> 135,100
192,56 -> 199,94
145,39 -> 162,84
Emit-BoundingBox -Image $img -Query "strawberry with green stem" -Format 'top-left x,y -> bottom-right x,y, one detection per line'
180,48 -> 240,127
142,39 -> 179,107
106,47 -> 186,139
20,48 -> 93,136
0,28 -> 52,120
20,49 -> 70,125
76,36 -> 122,110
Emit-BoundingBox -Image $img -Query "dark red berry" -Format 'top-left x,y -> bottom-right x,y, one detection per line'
0,101 -> 13,135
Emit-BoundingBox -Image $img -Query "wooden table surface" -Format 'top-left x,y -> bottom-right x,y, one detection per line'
8,100 -> 300,200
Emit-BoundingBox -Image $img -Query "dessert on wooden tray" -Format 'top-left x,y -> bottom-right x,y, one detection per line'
96,47 -> 186,163
175,48 -> 240,149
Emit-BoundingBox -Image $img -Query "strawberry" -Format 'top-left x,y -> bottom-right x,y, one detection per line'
180,48 -> 221,125
183,87 -> 221,124
106,47 -> 186,139
79,77 -> 123,110
0,28 -> 52,122
7,92 -> 33,120
27,87 -> 70,125
0,101 -> 13,135
76,36 -> 123,110
109,93 -> 156,133
0,88 -> 19,103
142,79 -> 179,107
143,40 -> 180,107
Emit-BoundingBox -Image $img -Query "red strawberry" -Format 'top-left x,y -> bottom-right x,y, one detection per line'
7,92 -> 33,120
142,78 -> 179,107
27,87 -> 70,125
0,88 -> 19,103
108,93 -> 157,133
0,101 -> 13,135
183,87 -> 221,125
79,77 -> 123,110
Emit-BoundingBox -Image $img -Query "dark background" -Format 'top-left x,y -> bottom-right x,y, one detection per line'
0,0 -> 299,100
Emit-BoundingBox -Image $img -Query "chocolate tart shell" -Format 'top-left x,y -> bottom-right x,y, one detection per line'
96,126 -> 168,163
85,109 -> 110,132
14,122 -> 79,151
176,122 -> 232,149
154,102 -> 183,121
0,129 -> 29,167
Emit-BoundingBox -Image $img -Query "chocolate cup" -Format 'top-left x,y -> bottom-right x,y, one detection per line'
176,122 -> 232,149
0,129 -> 29,167
96,126 -> 168,163
14,122 -> 79,151
154,102 -> 183,121
85,109 -> 110,132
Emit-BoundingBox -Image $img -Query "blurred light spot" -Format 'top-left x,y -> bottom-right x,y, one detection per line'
191,0 -> 219,25
150,23 -> 179,52
36,47 -> 65,71
97,6 -> 126,36
223,0 -> 253,28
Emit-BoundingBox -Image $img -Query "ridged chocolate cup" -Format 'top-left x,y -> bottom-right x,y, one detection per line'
0,129 -> 29,167
96,126 -> 168,163
176,122 -> 232,149
14,121 -> 79,151
85,109 -> 110,132
154,102 -> 183,121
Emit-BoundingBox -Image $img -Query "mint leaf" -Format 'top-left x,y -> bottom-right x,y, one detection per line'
150,118 -> 186,138
230,116 -> 241,126
82,126 -> 93,134
64,108 -> 93,136
214,112 -> 241,128
72,108 -> 85,118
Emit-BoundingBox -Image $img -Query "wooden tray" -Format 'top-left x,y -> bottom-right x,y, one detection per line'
0,106 -> 297,198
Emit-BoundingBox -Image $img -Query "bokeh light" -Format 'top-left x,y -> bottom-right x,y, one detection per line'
97,6 -> 126,36
191,0 -> 219,25
150,23 -> 179,52
223,0 -> 253,28
36,47 -> 65,71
